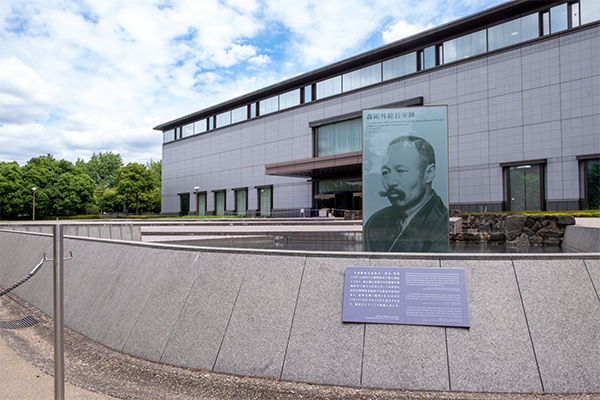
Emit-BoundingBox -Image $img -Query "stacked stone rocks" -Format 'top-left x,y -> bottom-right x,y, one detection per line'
449,212 -> 576,246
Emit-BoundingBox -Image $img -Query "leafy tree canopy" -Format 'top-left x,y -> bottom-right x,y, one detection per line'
76,151 -> 123,188
0,161 -> 26,218
116,162 -> 156,215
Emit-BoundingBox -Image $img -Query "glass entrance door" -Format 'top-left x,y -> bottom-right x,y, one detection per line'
179,193 -> 190,216
508,165 -> 543,211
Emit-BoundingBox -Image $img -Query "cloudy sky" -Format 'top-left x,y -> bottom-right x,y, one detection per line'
0,0 -> 505,166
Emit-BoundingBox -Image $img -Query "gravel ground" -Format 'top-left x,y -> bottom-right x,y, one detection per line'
1,294 -> 598,400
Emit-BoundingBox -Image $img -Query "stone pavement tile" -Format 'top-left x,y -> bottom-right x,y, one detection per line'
586,259 -> 600,298
442,259 -> 542,393
281,255 -> 368,387
0,337 -> 115,400
514,259 -> 600,393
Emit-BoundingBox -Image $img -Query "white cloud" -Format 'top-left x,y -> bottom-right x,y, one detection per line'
0,58 -> 63,124
382,20 -> 434,43
248,54 -> 270,66
64,113 -> 96,132
212,44 -> 258,68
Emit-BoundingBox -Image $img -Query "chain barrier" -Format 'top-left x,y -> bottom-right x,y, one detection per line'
0,255 -> 48,297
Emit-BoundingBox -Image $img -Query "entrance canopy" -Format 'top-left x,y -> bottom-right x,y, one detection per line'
265,151 -> 362,179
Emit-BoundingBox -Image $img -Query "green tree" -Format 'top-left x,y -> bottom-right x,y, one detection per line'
76,152 -> 123,188
0,161 -> 26,219
21,154 -> 96,218
116,162 -> 156,215
145,159 -> 162,213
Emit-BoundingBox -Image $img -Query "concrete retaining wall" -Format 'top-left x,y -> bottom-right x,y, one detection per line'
1,229 -> 600,394
0,223 -> 141,241
563,225 -> 600,252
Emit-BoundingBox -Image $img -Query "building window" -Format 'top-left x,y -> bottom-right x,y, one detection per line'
163,129 -> 175,143
316,118 -> 362,157
257,186 -> 272,217
182,123 -> 194,138
208,117 -> 214,130
194,119 -> 207,134
581,0 -> 600,24
231,106 -> 248,124
579,156 -> 600,210
316,76 -> 342,99
570,2 -> 581,27
303,85 -> 313,103
342,64 -> 381,92
382,52 -> 417,81
443,29 -> 487,63
196,191 -> 206,216
250,103 -> 257,118
259,96 -> 279,115
423,45 -> 437,70
214,190 -> 226,216
550,3 -> 569,33
179,193 -> 190,216
488,13 -> 539,52
503,162 -> 545,212
216,111 -> 231,128
234,188 -> 248,216
279,89 -> 301,110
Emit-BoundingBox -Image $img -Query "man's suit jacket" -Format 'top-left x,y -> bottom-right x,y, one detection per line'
364,191 -> 449,253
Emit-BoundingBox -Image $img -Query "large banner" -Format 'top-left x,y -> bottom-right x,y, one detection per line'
363,106 -> 449,253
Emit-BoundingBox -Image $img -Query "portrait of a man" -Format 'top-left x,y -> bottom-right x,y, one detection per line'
364,135 -> 448,252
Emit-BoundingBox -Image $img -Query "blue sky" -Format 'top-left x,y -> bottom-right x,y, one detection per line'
0,0 -> 505,166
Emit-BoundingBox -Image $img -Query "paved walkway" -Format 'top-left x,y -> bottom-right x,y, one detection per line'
0,336 -> 115,399
2,295 -> 598,400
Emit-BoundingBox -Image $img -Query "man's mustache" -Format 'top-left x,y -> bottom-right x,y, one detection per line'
379,187 -> 405,199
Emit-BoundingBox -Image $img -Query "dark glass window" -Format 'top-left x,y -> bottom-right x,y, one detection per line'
179,193 -> 190,216
214,191 -> 226,216
235,189 -> 247,216
506,164 -> 544,211
196,192 -> 206,216
258,187 -> 272,217
580,158 -> 600,210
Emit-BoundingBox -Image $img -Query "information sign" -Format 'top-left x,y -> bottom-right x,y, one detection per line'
342,266 -> 470,328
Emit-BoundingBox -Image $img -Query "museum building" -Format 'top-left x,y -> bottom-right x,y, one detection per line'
155,0 -> 600,217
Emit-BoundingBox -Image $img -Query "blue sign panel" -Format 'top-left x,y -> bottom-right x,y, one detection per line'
342,266 -> 470,328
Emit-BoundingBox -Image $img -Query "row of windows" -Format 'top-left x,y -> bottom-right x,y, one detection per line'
163,0 -> 600,144
185,187 -> 273,216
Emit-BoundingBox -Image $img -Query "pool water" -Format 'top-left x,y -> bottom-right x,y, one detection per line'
174,239 -> 578,253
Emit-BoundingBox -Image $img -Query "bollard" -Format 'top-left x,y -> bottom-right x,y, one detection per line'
53,224 -> 65,400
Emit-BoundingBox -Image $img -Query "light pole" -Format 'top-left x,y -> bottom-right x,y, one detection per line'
194,186 -> 200,216
32,187 -> 36,221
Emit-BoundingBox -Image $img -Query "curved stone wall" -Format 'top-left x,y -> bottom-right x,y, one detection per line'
1,228 -> 600,394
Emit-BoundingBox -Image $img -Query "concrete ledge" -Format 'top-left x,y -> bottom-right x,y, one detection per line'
1,229 -> 600,394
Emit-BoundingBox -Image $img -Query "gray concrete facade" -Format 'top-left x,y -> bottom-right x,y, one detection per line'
1,228 -> 600,394
161,12 -> 600,216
